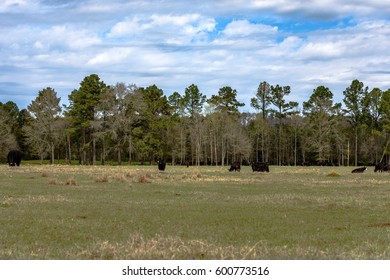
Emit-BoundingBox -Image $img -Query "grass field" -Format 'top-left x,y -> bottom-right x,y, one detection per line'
1,164 -> 390,260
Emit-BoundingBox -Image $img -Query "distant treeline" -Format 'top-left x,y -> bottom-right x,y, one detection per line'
1,74 -> 390,166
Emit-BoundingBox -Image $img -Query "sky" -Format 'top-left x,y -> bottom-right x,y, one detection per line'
1,0 -> 390,112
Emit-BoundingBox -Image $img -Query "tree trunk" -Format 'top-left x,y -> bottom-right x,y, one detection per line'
128,134 -> 132,164
51,142 -> 55,164
214,134 -> 218,166
355,127 -> 358,166
67,134 -> 72,165
101,138 -> 105,165
92,136 -> 96,165
82,127 -> 86,165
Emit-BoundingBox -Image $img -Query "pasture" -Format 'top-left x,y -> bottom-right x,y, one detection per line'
1,164 -> 390,259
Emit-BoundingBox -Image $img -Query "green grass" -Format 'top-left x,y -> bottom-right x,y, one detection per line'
1,164 -> 390,259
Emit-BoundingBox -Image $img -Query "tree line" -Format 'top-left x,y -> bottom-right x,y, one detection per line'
1,74 -> 390,166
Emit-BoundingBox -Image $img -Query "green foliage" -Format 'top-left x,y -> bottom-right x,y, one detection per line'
269,84 -> 299,119
140,84 -> 170,117
66,74 -> 107,125
207,86 -> 245,114
342,80 -> 369,165
168,91 -> 184,117
183,84 -> 206,117
6,76 -> 390,166
251,81 -> 271,119
343,79 -> 368,126
302,86 -> 341,161
134,85 -> 171,162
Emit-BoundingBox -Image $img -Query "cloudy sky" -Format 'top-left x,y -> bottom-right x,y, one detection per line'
1,0 -> 390,111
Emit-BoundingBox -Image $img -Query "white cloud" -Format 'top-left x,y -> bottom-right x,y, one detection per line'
0,0 -> 30,12
2,0 -> 390,110
222,20 -> 277,37
108,14 -> 216,45
250,0 -> 390,18
87,47 -> 134,66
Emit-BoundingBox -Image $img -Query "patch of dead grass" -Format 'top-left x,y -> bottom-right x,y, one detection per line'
95,174 -> 109,183
68,234 -> 268,260
65,178 -> 77,186
137,174 -> 151,184
327,172 -> 340,177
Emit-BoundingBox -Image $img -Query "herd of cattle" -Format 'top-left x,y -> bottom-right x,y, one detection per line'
351,163 -> 390,173
228,161 -> 270,172
5,150 -> 390,174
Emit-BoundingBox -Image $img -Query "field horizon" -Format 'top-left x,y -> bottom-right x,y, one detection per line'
1,164 -> 390,259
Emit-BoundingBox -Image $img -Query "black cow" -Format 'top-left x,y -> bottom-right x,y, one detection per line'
374,163 -> 389,172
351,167 -> 367,173
251,162 -> 269,172
157,159 -> 166,171
7,150 -> 22,166
228,162 -> 241,172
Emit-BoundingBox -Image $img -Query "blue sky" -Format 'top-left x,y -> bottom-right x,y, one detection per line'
1,0 -> 390,111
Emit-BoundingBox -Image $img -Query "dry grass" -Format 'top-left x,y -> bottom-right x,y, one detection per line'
137,173 -> 151,183
327,172 -> 340,177
66,235 -> 269,260
65,178 -> 77,186
49,178 -> 59,185
18,234 -> 389,260
95,174 -> 109,183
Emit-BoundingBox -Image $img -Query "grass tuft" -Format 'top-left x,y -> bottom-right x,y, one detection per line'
327,172 -> 340,177
95,174 -> 109,183
49,178 -> 59,185
137,174 -> 151,183
65,178 -> 77,186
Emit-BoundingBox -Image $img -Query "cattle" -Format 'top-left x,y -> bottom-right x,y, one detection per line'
228,162 -> 241,172
351,167 -> 367,173
157,159 -> 166,171
374,163 -> 389,172
7,150 -> 22,166
251,162 -> 269,172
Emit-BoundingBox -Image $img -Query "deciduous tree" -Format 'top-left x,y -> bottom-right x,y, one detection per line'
25,87 -> 62,163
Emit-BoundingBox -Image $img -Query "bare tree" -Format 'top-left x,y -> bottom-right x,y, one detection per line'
0,108 -> 18,160
25,87 -> 62,164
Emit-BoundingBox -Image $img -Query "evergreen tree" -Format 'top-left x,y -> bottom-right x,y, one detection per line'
343,79 -> 368,165
66,74 -> 107,164
207,86 -> 245,114
270,84 -> 299,165
136,85 -> 171,163
303,86 -> 341,162
182,84 -> 206,165
251,81 -> 272,161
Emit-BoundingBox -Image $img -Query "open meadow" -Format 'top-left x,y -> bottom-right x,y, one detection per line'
1,164 -> 390,259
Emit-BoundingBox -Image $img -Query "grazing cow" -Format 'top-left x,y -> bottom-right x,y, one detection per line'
228,162 -> 241,172
251,162 -> 269,172
157,159 -> 166,171
351,167 -> 367,173
7,150 -> 22,166
374,163 -> 389,172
